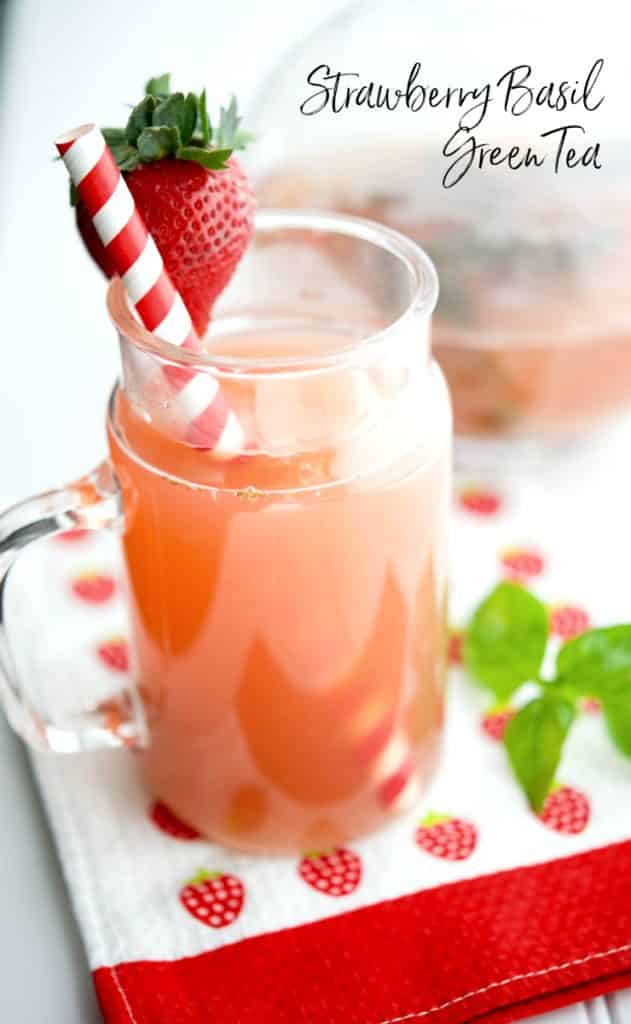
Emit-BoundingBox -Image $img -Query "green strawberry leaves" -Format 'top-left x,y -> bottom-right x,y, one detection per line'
145,73 -> 171,98
504,695 -> 575,811
152,93 -> 196,145
175,146 -> 232,169
102,127 -> 141,172
69,73 -> 253,196
464,583 -> 548,701
462,581 -> 631,810
102,128 -> 127,146
215,94 -> 255,151
137,125 -> 181,162
126,95 -> 157,146
198,89 -> 211,146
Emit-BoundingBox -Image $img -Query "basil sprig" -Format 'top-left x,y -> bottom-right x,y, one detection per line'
464,582 -> 631,811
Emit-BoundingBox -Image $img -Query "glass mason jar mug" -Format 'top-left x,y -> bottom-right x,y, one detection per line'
0,211 -> 451,854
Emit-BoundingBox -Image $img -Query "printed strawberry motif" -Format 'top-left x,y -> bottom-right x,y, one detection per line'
179,870 -> 244,928
581,696 -> 602,715
75,75 -> 254,337
538,785 -> 590,835
549,604 -> 590,640
458,486 -> 502,517
97,636 -> 129,673
150,800 -> 200,840
377,753 -> 415,808
448,628 -> 464,666
500,547 -> 545,581
55,529 -> 90,543
415,812 -> 477,861
71,571 -> 116,604
481,705 -> 516,742
299,848 -> 362,897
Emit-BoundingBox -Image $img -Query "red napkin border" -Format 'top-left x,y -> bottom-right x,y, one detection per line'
95,838 -> 631,1023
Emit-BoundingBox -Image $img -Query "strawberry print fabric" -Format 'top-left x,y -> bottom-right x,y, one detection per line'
20,436 -> 631,1023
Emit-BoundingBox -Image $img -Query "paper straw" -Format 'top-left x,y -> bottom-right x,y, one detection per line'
55,124 -> 243,456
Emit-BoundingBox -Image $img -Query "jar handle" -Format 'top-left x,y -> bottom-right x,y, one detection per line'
0,461 -> 146,753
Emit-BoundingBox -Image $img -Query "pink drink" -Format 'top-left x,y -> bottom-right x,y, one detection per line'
108,322 -> 451,853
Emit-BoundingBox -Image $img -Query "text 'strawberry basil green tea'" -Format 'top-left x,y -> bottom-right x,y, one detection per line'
250,0 -> 631,462
0,75 -> 451,854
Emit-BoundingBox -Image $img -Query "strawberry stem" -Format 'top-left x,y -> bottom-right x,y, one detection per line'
186,868 -> 222,886
420,811 -> 451,827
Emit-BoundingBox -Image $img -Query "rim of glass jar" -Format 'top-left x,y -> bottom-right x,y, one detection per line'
106,209 -> 438,378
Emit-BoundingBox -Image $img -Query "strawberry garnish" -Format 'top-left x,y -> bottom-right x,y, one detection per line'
73,74 -> 255,336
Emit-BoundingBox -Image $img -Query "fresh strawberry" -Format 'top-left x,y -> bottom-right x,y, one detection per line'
299,848 -> 362,897
415,812 -> 477,861
71,570 -> 116,604
549,604 -> 590,640
55,529 -> 90,543
481,705 -> 516,742
581,696 -> 602,715
500,547 -> 545,581
73,75 -> 255,336
448,628 -> 464,665
179,870 -> 244,928
97,636 -> 129,673
538,785 -> 590,835
150,800 -> 200,840
458,486 -> 502,517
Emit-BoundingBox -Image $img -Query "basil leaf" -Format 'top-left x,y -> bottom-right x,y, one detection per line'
601,696 -> 631,757
137,125 -> 180,162
464,582 -> 549,700
126,95 -> 157,146
176,146 -> 232,169
145,73 -> 171,98
504,695 -> 576,811
556,625 -> 631,699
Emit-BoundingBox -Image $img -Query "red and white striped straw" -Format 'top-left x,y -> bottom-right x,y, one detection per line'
55,124 -> 243,456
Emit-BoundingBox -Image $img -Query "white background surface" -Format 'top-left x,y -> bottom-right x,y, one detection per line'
0,1 -> 629,1022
